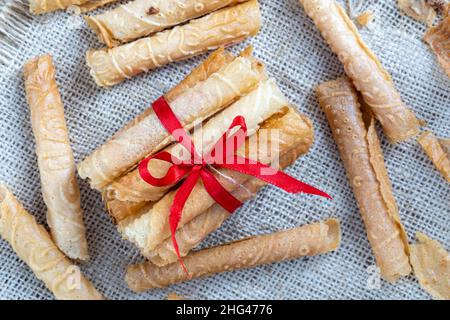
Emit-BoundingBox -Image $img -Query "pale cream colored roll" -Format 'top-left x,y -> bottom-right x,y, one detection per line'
78,53 -> 266,190
86,0 -> 261,87
120,107 -> 315,258
316,77 -> 411,282
105,78 -> 288,221
299,0 -> 420,143
417,131 -> 450,182
148,121 -> 313,267
0,184 -> 103,300
24,55 -> 89,262
424,12 -> 450,78
77,0 -> 119,13
29,0 -> 89,14
86,0 -> 248,47
125,219 -> 340,292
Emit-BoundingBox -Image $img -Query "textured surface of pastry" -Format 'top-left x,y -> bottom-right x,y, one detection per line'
79,52 -> 266,190
0,185 -> 103,300
316,77 -> 411,282
29,0 -> 89,14
417,131 -> 450,182
77,0 -> 119,12
299,0 -> 420,143
410,232 -> 450,300
120,107 -> 314,258
126,219 -> 340,291
424,11 -> 450,77
86,0 -> 248,47
86,0 -> 261,87
147,110 -> 313,266
24,55 -> 89,261
105,78 -> 288,221
398,0 -> 437,25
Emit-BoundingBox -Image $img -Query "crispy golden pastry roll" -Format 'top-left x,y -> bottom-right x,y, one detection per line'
104,78 -> 288,221
86,0 -> 248,48
120,107 -> 315,258
0,185 -> 103,300
417,131 -> 450,182
148,131 -> 312,267
299,0 -> 420,143
424,12 -> 450,77
316,77 -> 411,282
86,0 -> 261,87
410,232 -> 450,300
24,55 -> 89,261
398,0 -> 437,26
125,219 -> 340,292
78,52 -> 266,190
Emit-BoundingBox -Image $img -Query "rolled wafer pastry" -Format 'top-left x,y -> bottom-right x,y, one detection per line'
148,118 -> 313,266
0,184 -> 103,300
86,0 -> 261,87
424,11 -> 450,77
417,131 -> 450,182
120,107 -> 315,257
316,77 -> 411,282
86,0 -> 248,48
105,78 -> 288,222
77,0 -> 119,12
24,55 -> 89,261
125,219 -> 340,292
299,0 -> 420,143
78,52 -> 266,190
29,0 -> 90,14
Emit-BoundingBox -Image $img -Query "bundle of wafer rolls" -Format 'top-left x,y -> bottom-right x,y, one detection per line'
316,77 -> 411,282
299,0 -> 421,143
0,184 -> 103,300
86,0 -> 261,87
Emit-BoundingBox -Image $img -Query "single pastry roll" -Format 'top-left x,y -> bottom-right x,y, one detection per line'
417,131 -> 450,182
125,219 -> 340,292
24,55 -> 89,261
0,184 -> 103,300
86,0 -> 248,47
398,0 -> 437,26
86,0 -> 261,87
424,11 -> 450,77
148,110 -> 313,266
78,51 -> 266,190
410,232 -> 450,300
316,77 -> 411,282
104,78 -> 288,222
120,107 -> 315,258
299,0 -> 420,143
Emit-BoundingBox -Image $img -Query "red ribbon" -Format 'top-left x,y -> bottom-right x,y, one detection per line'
139,96 -> 331,272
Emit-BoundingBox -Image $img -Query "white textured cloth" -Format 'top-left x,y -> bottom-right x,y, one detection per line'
0,0 -> 449,300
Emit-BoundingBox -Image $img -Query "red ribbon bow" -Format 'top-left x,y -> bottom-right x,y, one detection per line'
139,97 -> 331,272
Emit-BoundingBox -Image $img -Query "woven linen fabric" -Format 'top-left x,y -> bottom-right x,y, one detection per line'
0,0 -> 449,300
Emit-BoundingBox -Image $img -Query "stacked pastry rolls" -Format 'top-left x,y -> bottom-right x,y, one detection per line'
85,0 -> 261,86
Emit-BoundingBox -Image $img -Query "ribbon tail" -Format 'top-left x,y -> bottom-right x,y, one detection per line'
169,167 -> 201,274
219,156 -> 332,199
200,169 -> 242,213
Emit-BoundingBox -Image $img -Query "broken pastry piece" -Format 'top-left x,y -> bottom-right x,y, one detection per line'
398,0 -> 437,25
410,232 -> 450,300
417,131 -> 450,182
316,77 -> 411,282
125,219 -> 340,292
299,0 -> 420,143
119,107 -> 314,259
424,10 -> 450,77
356,11 -> 375,27
86,0 -> 261,87
166,292 -> 185,300
79,48 -> 266,190
0,184 -> 103,300
86,0 -> 248,47
24,55 -> 89,261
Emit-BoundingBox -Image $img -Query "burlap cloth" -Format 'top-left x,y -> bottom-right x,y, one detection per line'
0,0 -> 448,300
